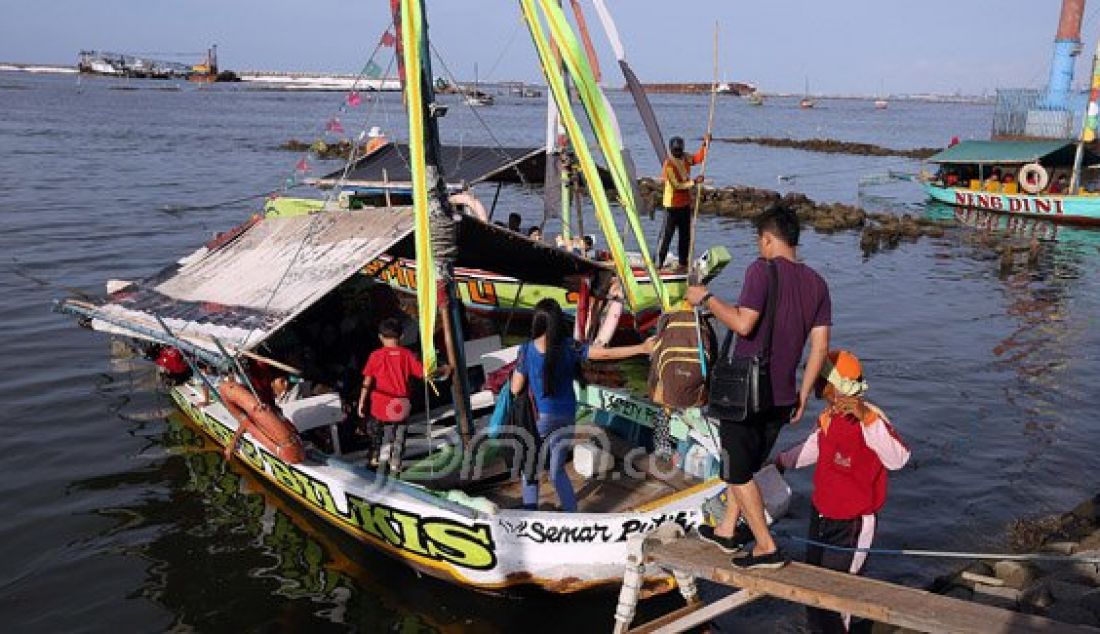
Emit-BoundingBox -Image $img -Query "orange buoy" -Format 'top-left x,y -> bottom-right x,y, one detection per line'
218,379 -> 306,464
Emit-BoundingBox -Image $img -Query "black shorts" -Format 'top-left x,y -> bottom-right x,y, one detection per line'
719,405 -> 793,485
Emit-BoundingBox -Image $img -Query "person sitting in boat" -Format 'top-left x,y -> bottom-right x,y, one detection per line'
772,349 -> 910,634
357,317 -> 450,474
983,168 -> 1002,192
510,299 -> 655,511
1049,173 -> 1069,194
580,235 -> 595,257
526,226 -> 543,242
507,212 -> 523,233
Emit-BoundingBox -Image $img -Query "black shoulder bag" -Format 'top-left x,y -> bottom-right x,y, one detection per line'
705,261 -> 778,422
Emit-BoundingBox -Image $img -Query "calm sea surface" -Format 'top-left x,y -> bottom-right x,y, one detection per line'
2,72 -> 1099,632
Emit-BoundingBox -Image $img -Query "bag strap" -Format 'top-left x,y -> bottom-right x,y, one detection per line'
719,329 -> 734,360
760,260 -> 779,363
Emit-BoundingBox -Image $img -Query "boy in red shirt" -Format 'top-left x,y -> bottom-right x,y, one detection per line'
775,350 -> 910,633
357,318 -> 447,474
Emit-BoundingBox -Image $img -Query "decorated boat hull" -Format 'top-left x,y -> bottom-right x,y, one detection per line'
168,382 -> 725,594
365,255 -> 685,334
924,182 -> 1100,226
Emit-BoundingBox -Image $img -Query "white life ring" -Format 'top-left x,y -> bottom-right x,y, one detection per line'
1018,163 -> 1048,194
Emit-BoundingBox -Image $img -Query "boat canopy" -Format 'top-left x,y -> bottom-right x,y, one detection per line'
63,207 -> 417,360
926,139 -> 1097,166
56,207 -> 608,364
314,143 -> 546,189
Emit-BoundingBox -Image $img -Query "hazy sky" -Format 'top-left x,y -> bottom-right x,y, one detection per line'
5,0 -> 1100,94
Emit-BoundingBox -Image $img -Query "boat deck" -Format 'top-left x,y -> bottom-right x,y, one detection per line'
473,427 -> 701,513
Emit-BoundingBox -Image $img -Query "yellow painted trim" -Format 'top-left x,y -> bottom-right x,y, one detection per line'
631,477 -> 723,513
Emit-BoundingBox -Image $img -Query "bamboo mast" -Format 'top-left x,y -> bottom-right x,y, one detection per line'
686,23 -> 719,273
393,0 -> 473,446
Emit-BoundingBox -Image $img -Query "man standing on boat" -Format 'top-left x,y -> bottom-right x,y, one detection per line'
685,203 -> 831,568
657,134 -> 710,271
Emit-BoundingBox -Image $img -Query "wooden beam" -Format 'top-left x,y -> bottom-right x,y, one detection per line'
629,590 -> 761,634
627,601 -> 703,634
647,538 -> 1096,634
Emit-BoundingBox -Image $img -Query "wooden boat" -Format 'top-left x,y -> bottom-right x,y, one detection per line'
921,139 -> 1100,226
56,205 -> 783,594
923,23 -> 1100,226
57,0 -> 789,596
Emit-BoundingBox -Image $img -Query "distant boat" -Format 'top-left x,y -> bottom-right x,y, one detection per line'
747,91 -> 764,106
464,90 -> 494,107
799,77 -> 816,108
465,62 -> 494,107
874,98 -> 888,109
716,81 -> 734,94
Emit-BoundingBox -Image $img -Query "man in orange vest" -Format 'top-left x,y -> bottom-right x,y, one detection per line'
657,134 -> 710,270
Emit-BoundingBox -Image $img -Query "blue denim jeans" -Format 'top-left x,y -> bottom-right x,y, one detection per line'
521,413 -> 577,512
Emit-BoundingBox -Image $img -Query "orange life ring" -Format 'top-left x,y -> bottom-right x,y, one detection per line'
218,380 -> 306,464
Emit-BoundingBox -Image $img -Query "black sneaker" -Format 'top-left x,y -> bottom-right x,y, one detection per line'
730,548 -> 786,570
696,524 -> 748,553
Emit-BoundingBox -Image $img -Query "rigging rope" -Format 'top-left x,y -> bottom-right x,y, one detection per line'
427,42 -> 534,189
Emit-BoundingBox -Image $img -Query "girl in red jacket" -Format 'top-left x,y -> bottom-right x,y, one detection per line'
775,350 -> 910,633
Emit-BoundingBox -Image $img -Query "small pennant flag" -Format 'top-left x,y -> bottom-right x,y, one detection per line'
295,158 -> 310,173
380,31 -> 396,47
346,91 -> 362,107
325,117 -> 345,134
364,61 -> 383,79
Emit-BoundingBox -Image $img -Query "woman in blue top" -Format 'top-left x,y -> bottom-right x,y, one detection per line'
510,298 -> 654,511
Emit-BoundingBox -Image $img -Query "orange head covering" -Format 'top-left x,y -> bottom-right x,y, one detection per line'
819,349 -> 868,397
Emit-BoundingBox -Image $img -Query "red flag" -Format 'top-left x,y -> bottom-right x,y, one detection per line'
346,91 -> 362,107
295,158 -> 310,173
380,31 -> 396,47
325,117 -> 345,134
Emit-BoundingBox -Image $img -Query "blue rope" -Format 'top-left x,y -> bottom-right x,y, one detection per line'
772,530 -> 1100,564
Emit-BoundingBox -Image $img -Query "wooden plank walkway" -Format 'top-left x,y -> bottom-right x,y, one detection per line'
636,537 -> 1096,633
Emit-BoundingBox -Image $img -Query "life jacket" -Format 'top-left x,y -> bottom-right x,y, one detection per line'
662,156 -> 694,209
154,346 -> 189,376
811,405 -> 890,519
648,310 -> 716,408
